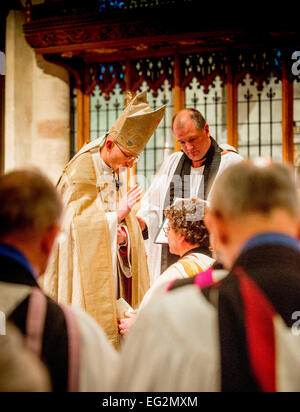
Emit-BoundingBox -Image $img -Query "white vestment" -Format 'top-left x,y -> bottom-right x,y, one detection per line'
115,285 -> 221,392
139,252 -> 214,310
0,281 -> 119,392
137,148 -> 243,284
116,284 -> 300,392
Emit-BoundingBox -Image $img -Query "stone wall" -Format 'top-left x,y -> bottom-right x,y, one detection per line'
4,10 -> 70,183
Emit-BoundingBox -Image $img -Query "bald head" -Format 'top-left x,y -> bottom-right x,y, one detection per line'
205,160 -> 300,268
172,109 -> 206,132
210,160 -> 300,219
172,109 -> 210,162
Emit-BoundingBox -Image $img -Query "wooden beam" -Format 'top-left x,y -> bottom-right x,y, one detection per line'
227,63 -> 238,150
83,93 -> 90,145
76,88 -> 84,152
282,62 -> 294,164
174,54 -> 185,152
125,59 -> 135,107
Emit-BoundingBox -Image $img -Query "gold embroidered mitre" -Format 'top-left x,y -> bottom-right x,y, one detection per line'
109,90 -> 165,155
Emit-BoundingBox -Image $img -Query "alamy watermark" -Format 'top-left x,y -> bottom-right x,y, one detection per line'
292,311 -> 300,336
292,51 -> 300,76
99,170 -> 206,222
0,51 -> 5,76
0,311 -> 6,336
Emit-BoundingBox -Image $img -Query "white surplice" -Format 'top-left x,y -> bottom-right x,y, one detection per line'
137,148 -> 243,284
139,252 -> 215,310
115,285 -> 221,392
0,281 -> 119,392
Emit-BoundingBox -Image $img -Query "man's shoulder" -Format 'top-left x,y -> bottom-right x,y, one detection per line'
229,241 -> 300,296
236,241 -> 300,271
219,149 -> 243,169
163,151 -> 183,163
63,150 -> 97,184
66,136 -> 105,168
45,294 -> 66,319
156,151 -> 184,174
59,136 -> 105,182
143,284 -> 216,329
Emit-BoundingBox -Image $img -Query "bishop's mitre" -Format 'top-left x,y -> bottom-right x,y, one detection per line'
108,91 -> 166,155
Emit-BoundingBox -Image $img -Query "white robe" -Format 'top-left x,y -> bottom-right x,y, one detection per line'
139,252 -> 214,310
115,285 -> 221,392
116,284 -> 300,392
137,149 -> 243,284
0,281 -> 119,392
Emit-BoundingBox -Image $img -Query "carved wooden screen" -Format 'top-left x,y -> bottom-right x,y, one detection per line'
238,74 -> 282,161
135,80 -> 174,187
69,47 -> 299,168
132,57 -> 174,186
90,84 -> 125,141
185,76 -> 227,145
87,62 -> 126,142
235,49 -> 283,162
183,52 -> 228,145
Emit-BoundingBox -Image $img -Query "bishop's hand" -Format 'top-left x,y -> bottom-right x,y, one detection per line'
117,185 -> 143,223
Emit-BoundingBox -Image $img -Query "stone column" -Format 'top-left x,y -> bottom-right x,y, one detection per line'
5,10 -> 70,183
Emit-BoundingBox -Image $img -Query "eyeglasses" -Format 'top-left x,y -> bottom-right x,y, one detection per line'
163,226 -> 170,234
114,141 -> 139,163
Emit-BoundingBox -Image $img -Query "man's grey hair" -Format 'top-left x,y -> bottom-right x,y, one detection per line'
0,169 -> 63,239
210,160 -> 300,218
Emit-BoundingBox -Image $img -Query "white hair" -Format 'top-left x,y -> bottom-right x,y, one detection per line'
210,160 -> 300,218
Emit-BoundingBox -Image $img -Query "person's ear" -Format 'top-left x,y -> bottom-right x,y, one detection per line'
204,210 -> 213,233
178,233 -> 186,245
41,225 -> 61,258
205,210 -> 228,247
214,212 -> 229,246
204,123 -> 210,137
105,138 -> 114,152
